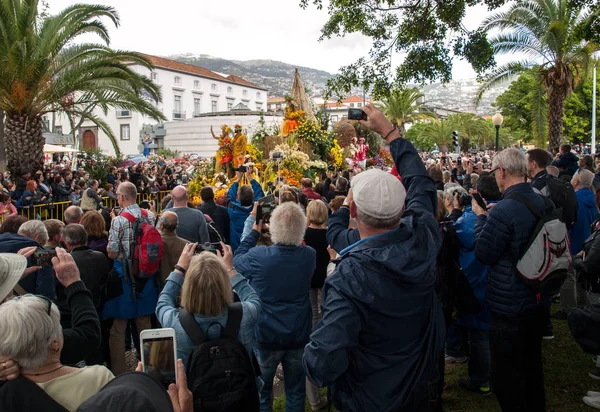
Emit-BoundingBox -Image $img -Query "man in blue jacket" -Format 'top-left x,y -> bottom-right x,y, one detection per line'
234,201 -> 316,412
0,220 -> 55,299
227,168 -> 264,251
472,148 -> 553,411
552,144 -> 579,179
569,169 -> 598,255
304,104 -> 445,412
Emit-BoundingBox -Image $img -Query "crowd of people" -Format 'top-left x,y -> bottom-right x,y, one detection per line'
0,104 -> 599,412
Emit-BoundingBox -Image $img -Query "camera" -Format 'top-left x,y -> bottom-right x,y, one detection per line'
32,249 -> 57,266
328,165 -> 335,171
195,242 -> 223,255
256,194 -> 276,224
348,108 -> 367,121
452,190 -> 472,208
234,163 -> 254,173
271,152 -> 284,160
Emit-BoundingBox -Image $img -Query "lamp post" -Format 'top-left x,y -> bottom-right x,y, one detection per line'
492,112 -> 504,152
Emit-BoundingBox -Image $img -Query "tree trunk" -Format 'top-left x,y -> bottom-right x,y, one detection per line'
5,114 -> 44,175
547,85 -> 568,150
0,110 -> 5,172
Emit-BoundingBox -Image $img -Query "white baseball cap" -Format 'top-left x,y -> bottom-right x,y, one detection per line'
0,253 -> 27,302
351,168 -> 406,219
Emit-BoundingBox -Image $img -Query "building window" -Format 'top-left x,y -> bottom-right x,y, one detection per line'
211,84 -> 217,91
349,103 -> 355,108
331,115 -> 339,122
256,103 -> 263,111
194,98 -> 201,115
174,95 -> 182,113
194,80 -> 200,89
151,72 -> 157,81
357,103 -> 362,108
257,92 -> 262,100
243,90 -> 248,97
53,125 -> 63,135
275,104 -> 281,110
174,76 -> 181,85
120,124 -> 130,141
211,101 -> 218,113
227,102 -> 233,111
227,87 -> 233,95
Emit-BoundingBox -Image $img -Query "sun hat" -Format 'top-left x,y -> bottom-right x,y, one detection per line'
0,253 -> 27,302
351,168 -> 406,219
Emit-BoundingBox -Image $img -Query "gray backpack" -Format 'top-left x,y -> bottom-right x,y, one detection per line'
508,193 -> 571,293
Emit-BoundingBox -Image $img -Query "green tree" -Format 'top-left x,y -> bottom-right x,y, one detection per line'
300,0 -> 503,98
475,0 -> 596,149
0,0 -> 165,175
407,118 -> 457,153
447,113 -> 494,150
378,88 -> 434,135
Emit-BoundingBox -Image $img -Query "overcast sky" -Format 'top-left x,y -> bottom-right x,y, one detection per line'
47,0 -> 506,80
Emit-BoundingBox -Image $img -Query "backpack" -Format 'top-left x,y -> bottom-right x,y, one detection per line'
507,193 -> 571,293
121,209 -> 163,278
180,303 -> 259,412
537,175 -> 578,230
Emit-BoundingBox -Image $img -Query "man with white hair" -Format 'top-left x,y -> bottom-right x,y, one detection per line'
570,169 -> 598,256
471,148 -> 555,411
64,205 -> 83,224
233,202 -> 317,412
304,105 -> 445,411
0,220 -> 55,299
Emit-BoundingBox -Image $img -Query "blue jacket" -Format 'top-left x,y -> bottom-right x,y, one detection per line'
452,207 -> 490,330
304,138 -> 445,412
0,233 -> 56,299
326,206 -> 360,253
473,183 -> 551,319
227,180 -> 264,251
570,188 -> 599,255
156,271 -> 261,367
233,230 -> 315,350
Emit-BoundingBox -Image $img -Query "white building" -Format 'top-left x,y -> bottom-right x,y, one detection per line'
46,54 -> 268,156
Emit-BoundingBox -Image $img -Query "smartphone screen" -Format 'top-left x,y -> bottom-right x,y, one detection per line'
142,335 -> 176,389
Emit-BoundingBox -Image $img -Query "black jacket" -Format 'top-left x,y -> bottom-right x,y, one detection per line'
62,246 -> 110,314
198,200 -> 230,244
573,220 -> 600,293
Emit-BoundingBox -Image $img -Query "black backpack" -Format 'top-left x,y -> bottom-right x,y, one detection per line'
539,175 -> 578,230
180,303 -> 259,412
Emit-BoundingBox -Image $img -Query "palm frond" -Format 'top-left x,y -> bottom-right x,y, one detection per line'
475,61 -> 533,106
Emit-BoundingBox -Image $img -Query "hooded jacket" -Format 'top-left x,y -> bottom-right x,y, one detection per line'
553,151 -> 579,175
0,233 -> 56,299
303,138 -> 445,412
227,179 -> 264,251
570,187 -> 599,255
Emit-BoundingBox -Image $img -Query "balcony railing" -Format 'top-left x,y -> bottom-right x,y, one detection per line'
173,111 -> 186,120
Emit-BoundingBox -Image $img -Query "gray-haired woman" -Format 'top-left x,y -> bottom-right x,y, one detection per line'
0,295 -> 113,411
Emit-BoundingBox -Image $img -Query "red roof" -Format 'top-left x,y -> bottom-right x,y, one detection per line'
343,96 -> 366,103
268,97 -> 286,104
137,54 -> 266,90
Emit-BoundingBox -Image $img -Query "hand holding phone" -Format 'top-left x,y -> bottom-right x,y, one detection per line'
140,328 -> 178,389
472,192 -> 487,211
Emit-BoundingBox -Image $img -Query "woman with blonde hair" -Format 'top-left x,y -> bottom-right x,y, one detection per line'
156,242 -> 261,368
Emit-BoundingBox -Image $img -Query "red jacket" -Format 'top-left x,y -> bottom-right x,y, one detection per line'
302,188 -> 322,200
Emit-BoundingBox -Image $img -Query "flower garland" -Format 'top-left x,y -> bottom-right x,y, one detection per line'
329,139 -> 344,168
285,110 -> 305,121
279,169 -> 303,187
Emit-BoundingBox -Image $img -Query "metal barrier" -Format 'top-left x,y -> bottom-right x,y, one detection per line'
0,190 -> 173,224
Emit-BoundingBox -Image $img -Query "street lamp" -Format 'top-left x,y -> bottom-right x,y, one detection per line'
492,112 -> 504,152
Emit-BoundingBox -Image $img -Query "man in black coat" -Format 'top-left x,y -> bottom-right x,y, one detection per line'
198,186 -> 230,244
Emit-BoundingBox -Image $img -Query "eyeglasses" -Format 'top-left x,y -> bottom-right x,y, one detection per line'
489,167 -> 501,175
37,295 -> 52,316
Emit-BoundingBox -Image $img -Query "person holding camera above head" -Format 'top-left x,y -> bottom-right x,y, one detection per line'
163,186 -> 209,244
234,201 -> 317,412
304,104 -> 445,412
227,166 -> 264,251
155,242 -> 261,392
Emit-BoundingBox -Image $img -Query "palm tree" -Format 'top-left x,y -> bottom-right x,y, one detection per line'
475,0 -> 595,149
409,118 -> 457,153
0,0 -> 165,174
379,88 -> 434,135
448,113 -> 494,150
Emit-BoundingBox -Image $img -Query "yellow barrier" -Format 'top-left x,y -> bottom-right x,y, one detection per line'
1,190 -> 173,224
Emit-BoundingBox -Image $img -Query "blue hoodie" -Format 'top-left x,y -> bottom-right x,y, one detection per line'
227,180 -> 264,251
570,187 -> 598,255
0,233 -> 56,299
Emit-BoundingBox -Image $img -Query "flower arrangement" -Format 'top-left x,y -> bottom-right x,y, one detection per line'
329,139 -> 344,168
296,119 -> 328,147
279,169 -> 303,187
246,142 -> 263,163
378,147 -> 394,168
285,110 -> 305,121
269,142 -> 311,172
307,160 -> 327,170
